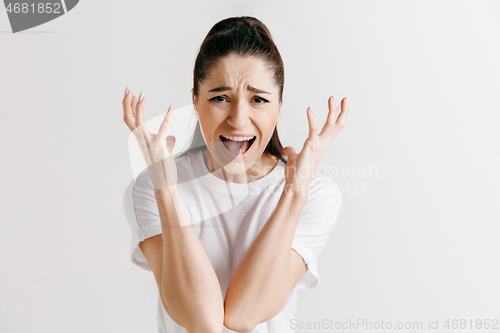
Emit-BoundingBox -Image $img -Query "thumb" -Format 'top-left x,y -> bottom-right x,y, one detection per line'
166,135 -> 176,154
283,146 -> 296,159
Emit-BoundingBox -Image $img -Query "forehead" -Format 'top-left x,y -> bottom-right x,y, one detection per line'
205,53 -> 275,89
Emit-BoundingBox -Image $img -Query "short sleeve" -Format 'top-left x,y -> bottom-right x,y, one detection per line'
291,172 -> 342,290
122,169 -> 163,271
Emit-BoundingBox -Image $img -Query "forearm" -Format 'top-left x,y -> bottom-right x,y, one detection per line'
224,189 -> 307,328
155,187 -> 224,333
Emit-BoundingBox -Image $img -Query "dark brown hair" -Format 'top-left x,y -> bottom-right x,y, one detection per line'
177,16 -> 287,164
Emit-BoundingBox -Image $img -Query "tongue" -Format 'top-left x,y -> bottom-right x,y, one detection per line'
225,139 -> 250,154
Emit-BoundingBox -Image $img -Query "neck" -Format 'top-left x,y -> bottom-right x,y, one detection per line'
202,148 -> 278,183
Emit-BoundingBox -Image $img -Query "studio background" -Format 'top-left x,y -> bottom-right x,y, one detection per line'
1,1 -> 499,332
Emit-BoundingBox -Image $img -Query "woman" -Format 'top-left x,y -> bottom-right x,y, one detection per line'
122,16 -> 349,333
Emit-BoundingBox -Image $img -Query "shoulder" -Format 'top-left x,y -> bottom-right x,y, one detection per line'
307,169 -> 342,204
293,170 -> 342,240
296,169 -> 343,225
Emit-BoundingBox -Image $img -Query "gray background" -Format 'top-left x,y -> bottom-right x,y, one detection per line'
1,0 -> 499,332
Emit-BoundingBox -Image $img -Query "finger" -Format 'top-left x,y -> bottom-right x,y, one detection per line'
134,92 -> 146,128
134,92 -> 153,147
332,94 -> 341,119
158,105 -> 174,139
335,96 -> 350,130
328,96 -> 350,138
319,95 -> 340,138
307,105 -> 318,140
166,135 -> 176,154
131,95 -> 138,118
122,89 -> 135,131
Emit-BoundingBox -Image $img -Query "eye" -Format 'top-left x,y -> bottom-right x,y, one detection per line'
253,97 -> 269,104
210,96 -> 227,103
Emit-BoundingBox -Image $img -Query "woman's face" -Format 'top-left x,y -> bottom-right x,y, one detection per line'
192,53 -> 281,180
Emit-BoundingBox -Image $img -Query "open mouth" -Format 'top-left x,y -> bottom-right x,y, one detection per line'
219,135 -> 256,155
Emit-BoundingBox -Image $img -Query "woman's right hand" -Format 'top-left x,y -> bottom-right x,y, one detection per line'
122,87 -> 178,190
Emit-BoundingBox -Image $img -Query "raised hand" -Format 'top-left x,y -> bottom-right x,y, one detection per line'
283,94 -> 350,199
122,87 -> 178,190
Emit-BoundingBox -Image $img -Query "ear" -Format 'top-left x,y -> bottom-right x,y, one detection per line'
276,103 -> 282,125
192,88 -> 199,121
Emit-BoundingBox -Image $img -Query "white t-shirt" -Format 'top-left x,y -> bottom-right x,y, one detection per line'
122,148 -> 342,333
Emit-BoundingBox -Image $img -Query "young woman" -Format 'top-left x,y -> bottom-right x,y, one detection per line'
122,16 -> 349,333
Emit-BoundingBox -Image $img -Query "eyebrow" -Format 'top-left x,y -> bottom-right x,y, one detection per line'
208,85 -> 271,94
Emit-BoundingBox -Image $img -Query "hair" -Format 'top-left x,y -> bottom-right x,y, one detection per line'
177,16 -> 287,164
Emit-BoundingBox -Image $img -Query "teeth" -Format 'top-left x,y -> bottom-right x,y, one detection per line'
221,135 -> 255,141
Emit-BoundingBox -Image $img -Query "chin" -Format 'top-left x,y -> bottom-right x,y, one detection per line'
221,161 -> 251,176
214,147 -> 255,175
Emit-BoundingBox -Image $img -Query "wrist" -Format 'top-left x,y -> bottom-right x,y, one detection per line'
281,185 -> 308,210
283,182 -> 309,201
154,185 -> 178,199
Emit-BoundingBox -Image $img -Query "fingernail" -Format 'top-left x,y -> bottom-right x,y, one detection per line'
167,104 -> 173,113
124,86 -> 129,96
347,94 -> 350,104
333,93 -> 337,106
309,104 -> 313,113
138,92 -> 144,102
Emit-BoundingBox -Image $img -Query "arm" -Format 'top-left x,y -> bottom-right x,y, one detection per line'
123,90 -> 223,333
223,190 -> 308,331
224,95 -> 350,331
140,187 -> 224,333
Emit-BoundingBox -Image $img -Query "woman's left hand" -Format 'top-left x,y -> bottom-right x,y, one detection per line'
283,95 -> 350,200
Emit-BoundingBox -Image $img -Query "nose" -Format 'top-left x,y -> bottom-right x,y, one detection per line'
226,99 -> 251,129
